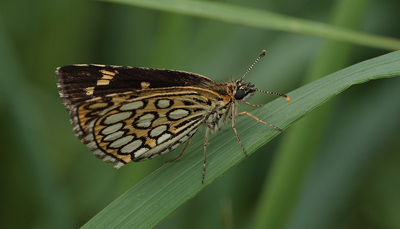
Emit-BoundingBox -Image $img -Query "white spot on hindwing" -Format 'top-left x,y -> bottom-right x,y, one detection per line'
134,147 -> 149,158
149,125 -> 168,137
109,135 -> 134,148
103,111 -> 132,124
103,131 -> 125,141
157,133 -> 172,144
167,109 -> 190,120
120,139 -> 143,154
101,123 -> 123,135
120,101 -> 144,111
135,113 -> 156,128
156,99 -> 173,108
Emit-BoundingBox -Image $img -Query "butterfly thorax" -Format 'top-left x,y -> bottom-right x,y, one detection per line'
204,80 -> 256,133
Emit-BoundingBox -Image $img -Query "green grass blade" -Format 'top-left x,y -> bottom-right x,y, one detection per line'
82,51 -> 400,228
101,0 -> 400,50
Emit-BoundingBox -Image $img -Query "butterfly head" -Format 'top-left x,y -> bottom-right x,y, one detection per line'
233,81 -> 256,101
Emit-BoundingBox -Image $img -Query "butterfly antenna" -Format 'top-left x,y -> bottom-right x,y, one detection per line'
240,50 -> 267,81
256,88 -> 290,102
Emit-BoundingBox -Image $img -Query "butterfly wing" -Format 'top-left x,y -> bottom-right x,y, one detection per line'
56,65 -> 222,167
56,64 -> 216,107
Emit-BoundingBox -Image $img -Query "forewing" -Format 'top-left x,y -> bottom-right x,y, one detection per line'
56,64 -> 215,108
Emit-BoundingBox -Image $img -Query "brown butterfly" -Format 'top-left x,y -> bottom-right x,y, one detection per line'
56,50 -> 289,183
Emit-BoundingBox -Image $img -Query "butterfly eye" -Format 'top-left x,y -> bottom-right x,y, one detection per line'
234,89 -> 246,100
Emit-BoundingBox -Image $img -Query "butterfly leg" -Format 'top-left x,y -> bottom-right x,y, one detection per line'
237,111 -> 283,131
231,104 -> 248,157
202,127 -> 211,183
166,140 -> 190,163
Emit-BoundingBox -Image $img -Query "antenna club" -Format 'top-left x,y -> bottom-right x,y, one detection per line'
261,50 -> 267,57
286,96 -> 290,102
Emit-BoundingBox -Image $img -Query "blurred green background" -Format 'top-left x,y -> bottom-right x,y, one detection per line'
1,0 -> 400,228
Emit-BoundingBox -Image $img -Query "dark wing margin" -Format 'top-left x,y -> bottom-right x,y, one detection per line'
56,64 -> 215,108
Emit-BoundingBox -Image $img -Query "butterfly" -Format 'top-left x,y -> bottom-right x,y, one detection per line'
56,50 -> 290,183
